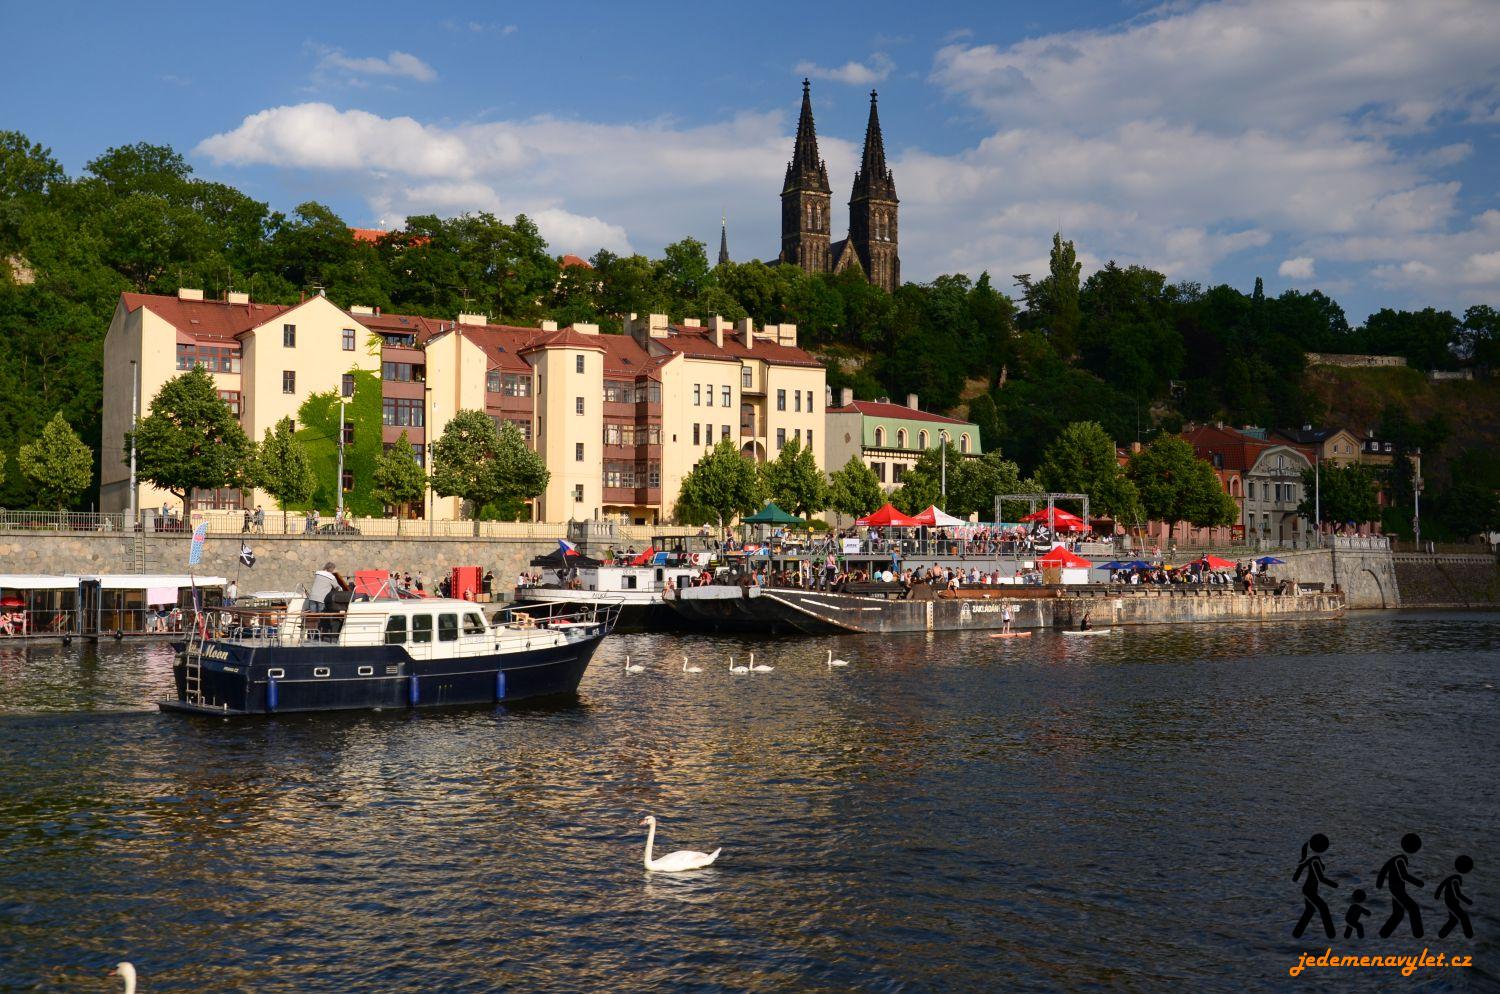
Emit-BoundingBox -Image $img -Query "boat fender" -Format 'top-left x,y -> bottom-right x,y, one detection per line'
495,669 -> 506,702
408,674 -> 420,707
266,676 -> 278,712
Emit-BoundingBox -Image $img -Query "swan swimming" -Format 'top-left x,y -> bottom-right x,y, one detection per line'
826,649 -> 850,667
682,655 -> 703,674
728,656 -> 749,674
748,651 -> 774,673
640,815 -> 720,872
114,963 -> 136,994
624,655 -> 645,674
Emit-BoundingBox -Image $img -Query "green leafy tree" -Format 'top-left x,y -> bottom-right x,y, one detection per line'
369,430 -> 427,534
130,367 -> 253,513
674,438 -> 762,526
890,441 -> 963,515
17,411 -> 92,510
828,455 -> 884,521
950,449 -> 1030,520
758,438 -> 828,519
253,416 -> 316,522
1038,420 -> 1141,523
1126,436 -> 1237,539
1015,232 -> 1082,359
431,412 -> 548,533
1298,462 -> 1379,529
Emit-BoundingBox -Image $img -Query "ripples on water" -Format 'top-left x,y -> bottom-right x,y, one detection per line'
1,613 -> 1496,992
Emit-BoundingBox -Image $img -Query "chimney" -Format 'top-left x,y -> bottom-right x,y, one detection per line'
711,325 -> 723,348
177,288 -> 204,301
349,304 -> 375,315
840,387 -> 854,407
906,393 -> 919,410
736,317 -> 755,349
573,322 -> 599,335
226,291 -> 250,305
457,313 -> 487,326
1131,441 -> 1143,454
682,316 -> 701,327
540,320 -> 559,332
710,315 -> 731,332
778,323 -> 797,347
649,313 -> 670,339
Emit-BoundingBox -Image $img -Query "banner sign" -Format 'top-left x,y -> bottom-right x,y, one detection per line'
188,522 -> 208,566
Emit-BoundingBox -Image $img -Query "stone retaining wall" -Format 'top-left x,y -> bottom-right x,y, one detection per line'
1393,554 -> 1500,608
0,533 -> 558,596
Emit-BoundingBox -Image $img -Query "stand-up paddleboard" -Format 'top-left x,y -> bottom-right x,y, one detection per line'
1061,628 -> 1113,636
989,631 -> 1033,639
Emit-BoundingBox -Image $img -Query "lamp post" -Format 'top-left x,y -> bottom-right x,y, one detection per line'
424,384 -> 434,536
1413,448 -> 1423,551
336,399 -> 346,524
939,431 -> 948,507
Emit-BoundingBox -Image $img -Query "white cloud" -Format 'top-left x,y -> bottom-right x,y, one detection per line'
1279,257 -> 1316,279
794,53 -> 894,86
316,48 -> 437,83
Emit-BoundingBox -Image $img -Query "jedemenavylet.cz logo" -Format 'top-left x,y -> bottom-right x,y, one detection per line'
1289,832 -> 1477,978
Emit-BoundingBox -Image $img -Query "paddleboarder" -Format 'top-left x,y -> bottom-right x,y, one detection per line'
1001,603 -> 1013,634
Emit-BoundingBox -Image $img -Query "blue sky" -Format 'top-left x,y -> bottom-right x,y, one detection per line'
4,0 -> 1498,320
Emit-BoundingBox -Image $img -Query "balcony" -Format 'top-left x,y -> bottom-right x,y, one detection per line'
602,486 -> 661,506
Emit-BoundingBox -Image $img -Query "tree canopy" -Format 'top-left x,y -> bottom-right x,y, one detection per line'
431,412 -> 548,531
1126,436 -> 1238,535
828,455 -> 884,521
758,438 -> 828,519
18,412 -> 92,511
674,439 -> 763,526
252,416 -> 315,513
130,368 -> 253,510
370,430 -> 427,532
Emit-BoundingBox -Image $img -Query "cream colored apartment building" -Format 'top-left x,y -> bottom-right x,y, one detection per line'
99,291 -> 826,524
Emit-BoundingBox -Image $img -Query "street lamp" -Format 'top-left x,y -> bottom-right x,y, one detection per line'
128,359 -> 139,528
424,384 -> 434,536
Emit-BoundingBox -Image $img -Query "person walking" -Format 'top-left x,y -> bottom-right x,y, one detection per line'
241,508 -> 252,534
253,506 -> 265,533
1377,833 -> 1426,938
1293,833 -> 1338,939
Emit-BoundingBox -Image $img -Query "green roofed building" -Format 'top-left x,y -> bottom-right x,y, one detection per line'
823,389 -> 981,493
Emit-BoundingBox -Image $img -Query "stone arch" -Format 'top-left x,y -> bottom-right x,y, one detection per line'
1357,567 -> 1388,608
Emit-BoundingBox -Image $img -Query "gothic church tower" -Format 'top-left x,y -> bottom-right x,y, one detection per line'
779,79 -> 832,274
847,90 -> 900,293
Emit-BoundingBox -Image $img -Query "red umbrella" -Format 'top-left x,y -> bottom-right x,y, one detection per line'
0,596 -> 25,607
1037,546 -> 1091,568
1019,507 -> 1087,531
1199,554 -> 1236,570
856,503 -> 923,527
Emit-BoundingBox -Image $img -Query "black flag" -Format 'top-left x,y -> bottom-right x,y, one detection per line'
239,542 -> 256,568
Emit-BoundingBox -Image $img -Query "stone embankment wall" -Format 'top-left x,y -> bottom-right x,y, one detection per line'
1393,554 -> 1500,608
1269,543 -> 1401,609
0,533 -> 557,596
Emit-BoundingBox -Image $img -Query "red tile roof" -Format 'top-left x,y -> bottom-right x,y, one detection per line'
122,293 -> 290,344
1182,424 -> 1314,472
827,400 -> 974,426
661,325 -> 823,368
560,254 -> 592,269
350,227 -> 388,243
519,328 -> 608,353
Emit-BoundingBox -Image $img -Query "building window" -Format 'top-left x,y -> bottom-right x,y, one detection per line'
721,385 -> 731,407
693,384 -> 701,406
919,430 -> 929,449
486,370 -> 501,393
960,433 -> 970,453
603,380 -> 633,403
575,397 -> 584,415
508,419 -> 532,442
896,429 -> 907,449
573,484 -> 584,502
341,373 -> 355,398
776,428 -> 786,450
382,398 -> 424,427
777,389 -> 786,411
706,383 -> 715,407
282,370 -> 295,394
342,328 -> 356,351
283,324 -> 296,348
742,367 -> 752,388
874,426 -> 884,447
794,391 -> 802,413
342,423 -> 354,446
806,390 -> 814,412
872,461 -> 885,483
341,470 -> 353,492
693,424 -> 701,446
740,403 -> 755,434
893,464 -> 906,483
218,390 -> 241,418
385,362 -> 425,382
177,344 -> 241,373
722,425 -> 730,441
575,354 -> 585,374
575,442 -> 584,462
807,429 -> 813,450
503,373 -> 531,397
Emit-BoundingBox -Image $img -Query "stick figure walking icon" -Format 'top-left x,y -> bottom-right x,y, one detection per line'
1293,833 -> 1339,939
1377,833 -> 1425,939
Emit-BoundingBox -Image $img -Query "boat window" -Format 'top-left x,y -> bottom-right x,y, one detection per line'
438,613 -> 459,642
412,615 -> 433,644
267,668 -> 285,678
384,616 -> 407,644
462,613 -> 486,636
314,667 -> 330,678
357,665 -> 374,676
623,575 -> 638,590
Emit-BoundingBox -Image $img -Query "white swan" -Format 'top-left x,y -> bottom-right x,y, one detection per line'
827,649 -> 850,668
728,656 -> 749,674
624,655 -> 645,674
114,963 -> 136,994
682,655 -> 703,674
749,651 -> 774,673
640,815 -> 720,872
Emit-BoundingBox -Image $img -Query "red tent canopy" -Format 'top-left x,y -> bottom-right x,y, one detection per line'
857,503 -> 923,527
1199,554 -> 1236,570
1037,546 -> 1091,568
1019,507 -> 1087,531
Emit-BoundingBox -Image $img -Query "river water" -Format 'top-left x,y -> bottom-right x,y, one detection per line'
1,613 -> 1496,992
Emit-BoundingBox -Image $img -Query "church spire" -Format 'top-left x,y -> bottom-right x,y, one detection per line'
718,212 -> 730,266
784,78 -> 831,194
852,89 -> 894,199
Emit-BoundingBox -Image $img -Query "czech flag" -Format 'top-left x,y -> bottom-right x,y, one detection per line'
558,539 -> 581,557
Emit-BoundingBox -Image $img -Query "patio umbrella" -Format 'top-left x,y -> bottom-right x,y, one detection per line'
1200,554 -> 1237,570
1097,561 -> 1130,570
1255,556 -> 1287,565
1037,546 -> 1091,569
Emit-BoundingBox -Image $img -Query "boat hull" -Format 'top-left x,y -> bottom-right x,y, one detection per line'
161,628 -> 607,716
